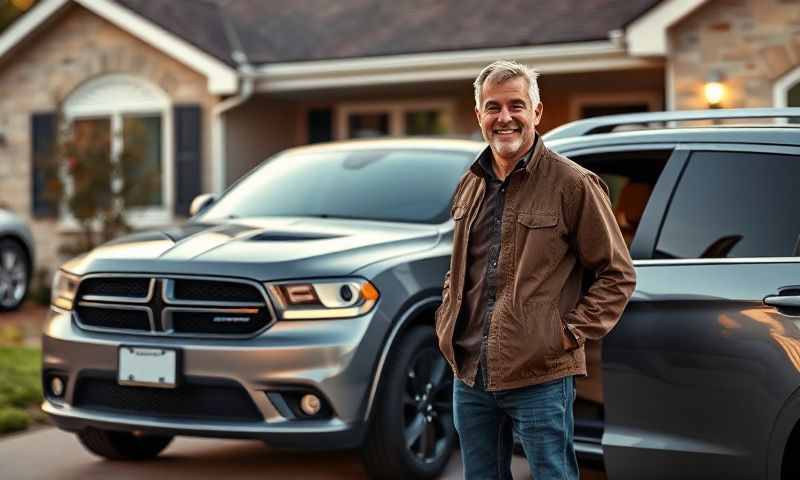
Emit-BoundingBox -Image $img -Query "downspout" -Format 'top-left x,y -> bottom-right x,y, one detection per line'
212,5 -> 255,194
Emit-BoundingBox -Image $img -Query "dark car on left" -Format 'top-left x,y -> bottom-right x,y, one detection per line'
0,208 -> 35,311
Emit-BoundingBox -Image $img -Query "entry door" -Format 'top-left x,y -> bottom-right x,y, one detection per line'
602,145 -> 800,480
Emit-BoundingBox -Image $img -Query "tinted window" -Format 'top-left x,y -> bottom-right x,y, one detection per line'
200,149 -> 474,224
656,151 -> 800,259
571,150 -> 670,252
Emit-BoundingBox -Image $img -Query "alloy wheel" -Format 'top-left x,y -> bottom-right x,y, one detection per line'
403,347 -> 454,463
0,247 -> 27,309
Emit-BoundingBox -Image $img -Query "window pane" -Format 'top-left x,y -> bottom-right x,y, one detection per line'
201,149 -> 474,224
788,82 -> 800,124
572,150 -> 669,251
348,113 -> 389,138
308,109 -> 333,143
68,118 -> 112,213
122,115 -> 162,207
656,151 -> 800,258
405,110 -> 446,136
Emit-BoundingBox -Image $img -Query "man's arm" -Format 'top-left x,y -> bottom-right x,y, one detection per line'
563,172 -> 637,346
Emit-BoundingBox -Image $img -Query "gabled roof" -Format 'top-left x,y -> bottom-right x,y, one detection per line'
118,0 -> 662,64
0,0 -> 239,94
3,0 -> 701,95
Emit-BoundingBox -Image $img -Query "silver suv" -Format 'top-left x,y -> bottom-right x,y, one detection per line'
44,109 -> 800,480
0,207 -> 34,311
42,139 -> 480,479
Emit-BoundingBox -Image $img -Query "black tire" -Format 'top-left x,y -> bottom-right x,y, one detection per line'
77,428 -> 173,461
0,238 -> 29,312
362,326 -> 455,480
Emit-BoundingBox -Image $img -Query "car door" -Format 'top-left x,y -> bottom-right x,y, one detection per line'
601,143 -> 800,480
555,143 -> 675,461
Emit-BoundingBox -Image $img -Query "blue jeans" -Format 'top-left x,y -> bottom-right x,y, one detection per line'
453,372 -> 579,480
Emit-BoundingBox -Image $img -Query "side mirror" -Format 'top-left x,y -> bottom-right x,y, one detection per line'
189,193 -> 218,217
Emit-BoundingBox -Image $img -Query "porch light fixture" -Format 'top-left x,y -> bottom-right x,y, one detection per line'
704,71 -> 726,108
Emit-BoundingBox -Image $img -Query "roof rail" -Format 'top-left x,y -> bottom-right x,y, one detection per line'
543,108 -> 800,141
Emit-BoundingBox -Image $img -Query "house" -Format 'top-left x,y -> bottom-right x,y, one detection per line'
0,0 -> 798,273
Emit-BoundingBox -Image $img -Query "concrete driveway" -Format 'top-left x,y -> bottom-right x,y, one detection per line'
0,426 -> 607,479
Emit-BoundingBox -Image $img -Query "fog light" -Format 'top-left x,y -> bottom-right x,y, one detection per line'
300,394 -> 321,416
50,377 -> 65,397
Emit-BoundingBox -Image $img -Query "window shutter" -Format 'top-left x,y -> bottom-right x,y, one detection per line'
173,105 -> 202,216
308,108 -> 333,143
31,112 -> 58,218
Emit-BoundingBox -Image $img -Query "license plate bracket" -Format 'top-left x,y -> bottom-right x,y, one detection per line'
118,346 -> 178,389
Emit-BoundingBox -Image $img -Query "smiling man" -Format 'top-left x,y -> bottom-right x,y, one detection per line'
434,60 -> 636,479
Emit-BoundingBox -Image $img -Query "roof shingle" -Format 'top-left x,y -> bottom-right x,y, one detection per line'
115,0 -> 662,65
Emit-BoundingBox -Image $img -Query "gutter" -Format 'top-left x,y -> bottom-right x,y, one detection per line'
211,5 -> 254,193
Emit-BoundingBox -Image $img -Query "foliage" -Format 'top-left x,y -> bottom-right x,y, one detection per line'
45,113 -> 163,256
0,1 -> 37,34
0,346 -> 43,434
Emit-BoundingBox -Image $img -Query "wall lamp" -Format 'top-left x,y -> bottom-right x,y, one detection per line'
704,71 -> 726,109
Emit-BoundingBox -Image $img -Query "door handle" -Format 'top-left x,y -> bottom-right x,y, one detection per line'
764,295 -> 800,308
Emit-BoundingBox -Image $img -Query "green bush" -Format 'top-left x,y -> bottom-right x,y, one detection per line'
0,407 -> 30,433
0,347 -> 42,434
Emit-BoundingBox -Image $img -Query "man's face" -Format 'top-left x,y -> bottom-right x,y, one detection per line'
475,76 -> 543,161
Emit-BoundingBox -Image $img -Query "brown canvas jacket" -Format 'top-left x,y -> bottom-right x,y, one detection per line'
434,140 -> 637,391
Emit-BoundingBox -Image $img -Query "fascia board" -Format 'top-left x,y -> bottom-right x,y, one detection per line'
255,41 -> 662,92
626,0 -> 709,57
75,0 -> 238,94
0,0 -> 70,60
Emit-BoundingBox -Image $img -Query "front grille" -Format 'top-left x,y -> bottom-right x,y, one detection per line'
170,310 -> 268,335
74,374 -> 262,422
75,306 -> 150,331
78,277 -> 150,298
72,275 -> 275,338
173,279 -> 262,303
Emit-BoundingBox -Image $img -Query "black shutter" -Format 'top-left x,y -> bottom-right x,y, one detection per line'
308,108 -> 333,144
173,105 -> 202,216
31,112 -> 58,218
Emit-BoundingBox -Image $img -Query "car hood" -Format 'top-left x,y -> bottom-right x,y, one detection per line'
61,217 -> 442,280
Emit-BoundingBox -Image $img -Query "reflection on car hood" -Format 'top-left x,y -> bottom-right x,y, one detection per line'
61,217 -> 441,280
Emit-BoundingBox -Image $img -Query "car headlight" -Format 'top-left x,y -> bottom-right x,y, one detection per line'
51,270 -> 80,311
265,278 -> 380,320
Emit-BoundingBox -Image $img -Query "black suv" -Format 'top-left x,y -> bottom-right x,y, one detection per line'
543,108 -> 800,480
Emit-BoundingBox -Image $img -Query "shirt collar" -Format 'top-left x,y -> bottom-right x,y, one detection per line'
471,133 -> 542,180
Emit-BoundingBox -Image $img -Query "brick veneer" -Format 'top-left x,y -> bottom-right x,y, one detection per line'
669,0 -> 800,109
0,5 -> 220,271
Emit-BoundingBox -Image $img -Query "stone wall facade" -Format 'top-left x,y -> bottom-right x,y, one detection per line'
669,0 -> 800,109
0,5 -> 220,275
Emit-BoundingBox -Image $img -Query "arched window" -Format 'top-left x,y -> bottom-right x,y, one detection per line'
774,66 -> 800,124
63,74 -> 173,224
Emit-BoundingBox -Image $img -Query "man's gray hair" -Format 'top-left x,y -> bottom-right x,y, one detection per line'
473,60 -> 540,109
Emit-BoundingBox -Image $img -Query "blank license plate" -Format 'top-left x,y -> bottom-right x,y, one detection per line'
118,346 -> 177,388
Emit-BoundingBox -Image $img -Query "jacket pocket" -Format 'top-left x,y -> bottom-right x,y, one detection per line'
502,300 -> 562,377
555,308 -> 581,352
451,205 -> 467,221
514,212 -> 559,273
517,212 -> 557,229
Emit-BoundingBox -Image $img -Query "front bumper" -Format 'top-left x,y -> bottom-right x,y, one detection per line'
42,306 -> 388,449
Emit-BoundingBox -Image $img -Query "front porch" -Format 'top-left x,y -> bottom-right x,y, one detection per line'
221,67 -> 665,188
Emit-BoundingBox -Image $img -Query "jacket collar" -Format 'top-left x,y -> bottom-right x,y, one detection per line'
469,132 -> 545,179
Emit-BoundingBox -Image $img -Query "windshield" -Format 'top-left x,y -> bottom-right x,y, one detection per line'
199,148 -> 475,224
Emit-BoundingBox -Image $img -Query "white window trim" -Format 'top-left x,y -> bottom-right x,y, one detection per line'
772,66 -> 800,125
774,66 -> 800,108
568,91 -> 663,121
335,100 -> 454,140
58,75 -> 174,232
